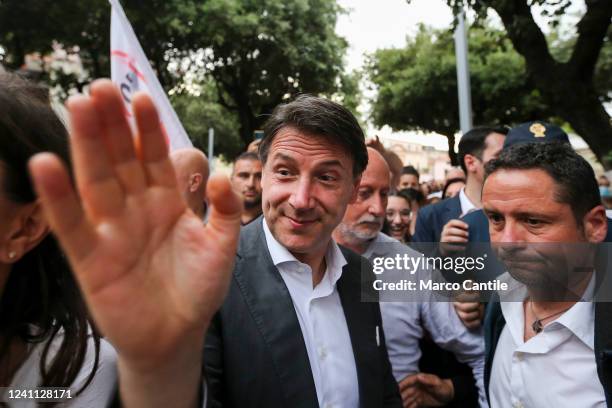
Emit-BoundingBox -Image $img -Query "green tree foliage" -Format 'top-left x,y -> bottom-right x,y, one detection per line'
415,0 -> 612,168
170,80 -> 243,161
0,0 -> 354,155
367,24 -> 551,164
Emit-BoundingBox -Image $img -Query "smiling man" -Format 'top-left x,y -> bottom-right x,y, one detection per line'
482,142 -> 612,407
204,95 -> 401,407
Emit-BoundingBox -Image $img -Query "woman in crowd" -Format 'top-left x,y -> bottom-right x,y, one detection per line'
383,190 -> 412,243
401,187 -> 426,238
0,72 -> 116,406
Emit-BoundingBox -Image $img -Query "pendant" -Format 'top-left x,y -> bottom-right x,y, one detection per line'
532,319 -> 543,333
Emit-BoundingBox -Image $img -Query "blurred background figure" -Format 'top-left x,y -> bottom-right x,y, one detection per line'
247,138 -> 261,153
384,190 -> 412,243
230,151 -> 263,225
442,177 -> 466,199
367,136 -> 403,190
397,165 -> 420,190
170,148 -> 209,220
401,187 -> 426,237
445,166 -> 466,182
0,71 -> 116,405
598,175 -> 612,215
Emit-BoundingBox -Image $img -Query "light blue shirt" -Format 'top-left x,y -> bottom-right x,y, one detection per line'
367,232 -> 487,407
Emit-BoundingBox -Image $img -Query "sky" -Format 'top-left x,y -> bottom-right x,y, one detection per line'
336,0 -> 454,72
334,0 -> 588,150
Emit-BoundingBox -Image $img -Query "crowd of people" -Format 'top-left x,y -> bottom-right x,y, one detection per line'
1,70 -> 610,408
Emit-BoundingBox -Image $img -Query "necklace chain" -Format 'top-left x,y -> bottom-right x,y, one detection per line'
529,301 -> 572,334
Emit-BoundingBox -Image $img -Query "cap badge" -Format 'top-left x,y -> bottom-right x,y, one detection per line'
529,123 -> 546,138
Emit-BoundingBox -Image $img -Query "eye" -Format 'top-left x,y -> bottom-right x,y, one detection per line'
358,189 -> 371,200
276,168 -> 291,177
386,211 -> 395,218
487,213 -> 504,225
318,174 -> 337,183
525,217 -> 543,227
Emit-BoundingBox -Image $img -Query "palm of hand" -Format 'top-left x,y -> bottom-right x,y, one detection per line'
30,80 -> 241,369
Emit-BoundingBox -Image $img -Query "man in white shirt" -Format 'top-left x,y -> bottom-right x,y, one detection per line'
204,95 -> 401,407
482,142 -> 611,407
333,148 -> 486,408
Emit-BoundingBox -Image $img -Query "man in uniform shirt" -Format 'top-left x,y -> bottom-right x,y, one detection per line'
482,142 -> 611,407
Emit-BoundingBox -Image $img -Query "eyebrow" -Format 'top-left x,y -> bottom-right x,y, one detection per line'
272,153 -> 346,170
483,207 -> 552,219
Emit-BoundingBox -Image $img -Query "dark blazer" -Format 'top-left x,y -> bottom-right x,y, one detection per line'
204,218 -> 401,408
412,195 -> 462,244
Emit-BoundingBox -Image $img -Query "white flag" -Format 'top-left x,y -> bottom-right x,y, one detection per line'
109,0 -> 192,151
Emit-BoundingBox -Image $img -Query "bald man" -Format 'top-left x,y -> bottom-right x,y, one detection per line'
333,147 -> 485,408
170,148 -> 209,219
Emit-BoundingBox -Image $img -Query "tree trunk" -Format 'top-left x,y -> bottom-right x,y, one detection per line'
487,0 -> 612,169
237,105 -> 257,149
445,132 -> 458,166
551,82 -> 612,169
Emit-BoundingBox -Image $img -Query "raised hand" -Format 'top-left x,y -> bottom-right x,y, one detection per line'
29,79 -> 242,407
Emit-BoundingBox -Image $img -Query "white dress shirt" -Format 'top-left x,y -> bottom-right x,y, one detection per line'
490,273 -> 606,408
263,221 -> 360,408
6,329 -> 116,408
459,187 -> 478,217
366,233 -> 487,407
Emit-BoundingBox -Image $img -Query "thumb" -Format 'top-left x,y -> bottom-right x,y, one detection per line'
205,173 -> 243,249
417,373 -> 441,388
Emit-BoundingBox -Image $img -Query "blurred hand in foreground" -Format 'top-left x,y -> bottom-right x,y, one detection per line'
29,79 -> 242,407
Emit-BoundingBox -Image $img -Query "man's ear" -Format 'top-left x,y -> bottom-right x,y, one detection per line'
349,175 -> 362,204
189,173 -> 203,193
583,204 -> 607,243
464,154 -> 479,174
1,201 -> 50,263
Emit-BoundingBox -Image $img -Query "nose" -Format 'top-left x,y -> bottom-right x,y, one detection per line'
392,212 -> 402,225
369,196 -> 386,218
498,219 -> 524,243
288,176 -> 314,210
246,174 -> 255,188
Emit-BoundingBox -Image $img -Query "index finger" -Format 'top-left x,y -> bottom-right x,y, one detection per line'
445,219 -> 468,230
399,374 -> 419,390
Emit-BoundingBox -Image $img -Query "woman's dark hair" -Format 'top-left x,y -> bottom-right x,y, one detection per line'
259,94 -> 368,178
0,72 -> 99,395
442,177 -> 466,199
399,187 -> 426,207
485,142 -> 601,223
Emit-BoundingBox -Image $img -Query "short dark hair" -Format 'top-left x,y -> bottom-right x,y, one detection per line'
401,165 -> 419,179
442,177 -> 466,199
485,142 -> 601,222
458,126 -> 508,173
398,187 -> 425,206
259,94 -> 368,177
234,151 -> 260,165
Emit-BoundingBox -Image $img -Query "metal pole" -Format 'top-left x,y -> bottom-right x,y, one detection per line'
208,127 -> 215,172
454,10 -> 473,134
